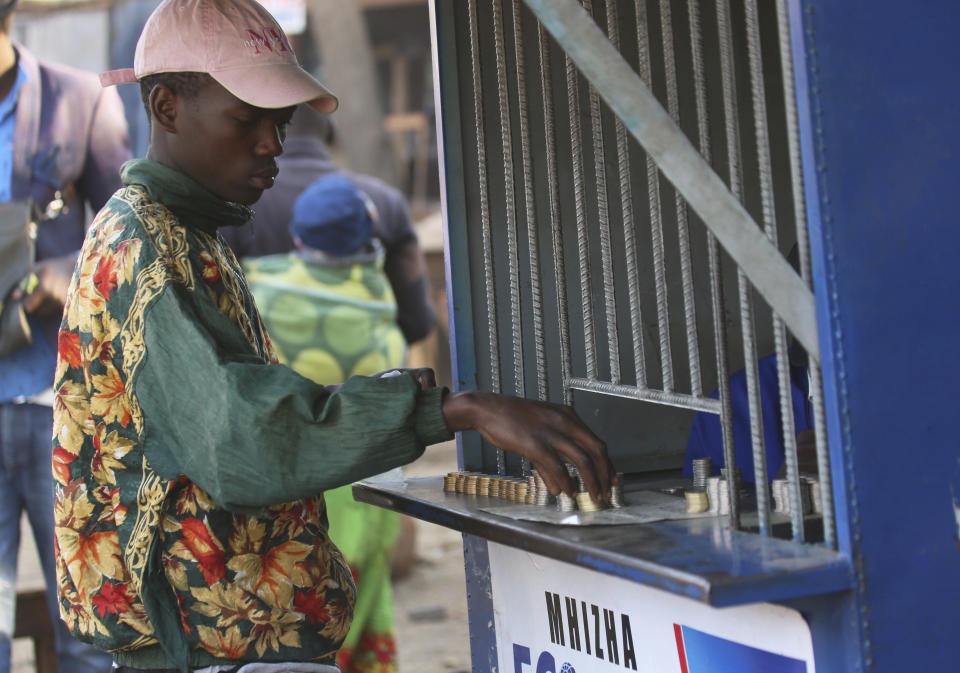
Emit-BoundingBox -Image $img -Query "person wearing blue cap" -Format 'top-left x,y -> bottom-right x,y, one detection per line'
220,104 -> 437,346
0,2 -> 128,672
243,174 -> 407,673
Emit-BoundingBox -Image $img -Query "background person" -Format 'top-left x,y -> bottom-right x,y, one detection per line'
220,104 -> 436,346
683,247 -> 817,483
243,174 -> 408,673
0,1 -> 129,671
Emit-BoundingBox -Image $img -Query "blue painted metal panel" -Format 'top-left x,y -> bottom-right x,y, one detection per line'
429,0 -> 482,470
462,534 -> 498,673
794,1 -> 960,670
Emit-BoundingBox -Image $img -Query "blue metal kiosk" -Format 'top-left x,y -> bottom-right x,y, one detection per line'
355,2 -> 960,671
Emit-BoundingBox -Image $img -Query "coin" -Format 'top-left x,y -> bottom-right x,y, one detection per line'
685,489 -> 709,513
692,458 -> 712,491
706,476 -> 720,513
557,492 -> 576,512
575,492 -> 606,512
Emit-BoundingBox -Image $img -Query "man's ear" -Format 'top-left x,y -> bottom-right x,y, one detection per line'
149,84 -> 179,134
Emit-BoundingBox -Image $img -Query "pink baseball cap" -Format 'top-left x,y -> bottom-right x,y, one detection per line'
100,0 -> 338,113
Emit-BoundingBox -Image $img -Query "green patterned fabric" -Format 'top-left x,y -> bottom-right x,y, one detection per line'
244,251 -> 407,673
52,160 -> 452,671
243,253 -> 406,384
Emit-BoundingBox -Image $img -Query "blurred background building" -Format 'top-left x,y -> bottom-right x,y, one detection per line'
13,0 -> 449,386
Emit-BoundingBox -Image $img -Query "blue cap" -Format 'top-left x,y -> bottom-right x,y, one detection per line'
289,175 -> 374,256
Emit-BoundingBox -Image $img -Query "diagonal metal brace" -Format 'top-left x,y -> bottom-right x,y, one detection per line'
523,0 -> 820,362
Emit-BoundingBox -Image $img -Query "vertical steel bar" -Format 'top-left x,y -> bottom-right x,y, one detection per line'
492,0 -> 525,406
605,0 -> 647,388
744,0 -> 798,539
508,0 -> 541,477
659,0 -> 702,397
775,0 -> 835,548
716,0 -> 754,528
688,0 -> 739,527
634,0 -> 675,392
582,0 -> 621,384
566,10 -> 597,382
466,0 -> 505,475
538,24 -> 574,407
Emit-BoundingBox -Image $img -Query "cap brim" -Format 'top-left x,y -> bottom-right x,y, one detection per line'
212,63 -> 338,113
100,68 -> 138,88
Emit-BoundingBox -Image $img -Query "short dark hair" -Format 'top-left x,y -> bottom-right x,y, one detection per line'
139,71 -> 212,117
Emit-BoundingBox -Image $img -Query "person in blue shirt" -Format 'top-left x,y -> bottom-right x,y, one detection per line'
0,2 -> 130,671
684,245 -> 818,484
683,347 -> 814,484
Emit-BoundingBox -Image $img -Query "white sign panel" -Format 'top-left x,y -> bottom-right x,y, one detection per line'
488,542 -> 816,673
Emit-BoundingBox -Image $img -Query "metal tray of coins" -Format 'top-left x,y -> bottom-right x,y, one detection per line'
443,466 -> 717,527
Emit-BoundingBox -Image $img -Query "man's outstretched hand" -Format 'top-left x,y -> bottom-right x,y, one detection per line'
441,391 -> 613,502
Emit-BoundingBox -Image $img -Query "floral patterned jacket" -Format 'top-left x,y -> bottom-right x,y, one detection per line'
52,160 -> 451,670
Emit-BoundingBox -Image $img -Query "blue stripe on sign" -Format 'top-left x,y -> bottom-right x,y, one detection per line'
679,625 -> 807,673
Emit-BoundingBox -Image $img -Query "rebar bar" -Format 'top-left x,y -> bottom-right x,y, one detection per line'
467,0 -> 504,475
634,0 -> 675,392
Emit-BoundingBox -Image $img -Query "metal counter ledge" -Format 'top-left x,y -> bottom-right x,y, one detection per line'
352,475 -> 853,608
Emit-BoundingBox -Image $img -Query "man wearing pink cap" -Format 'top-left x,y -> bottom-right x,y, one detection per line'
53,1 -> 613,671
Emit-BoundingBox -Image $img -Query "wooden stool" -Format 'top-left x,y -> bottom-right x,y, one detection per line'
14,589 -> 58,673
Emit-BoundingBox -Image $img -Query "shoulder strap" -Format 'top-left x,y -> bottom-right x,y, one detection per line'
10,46 -> 41,200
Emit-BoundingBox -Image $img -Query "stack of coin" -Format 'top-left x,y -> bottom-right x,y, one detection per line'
771,479 -> 789,512
576,492 -> 606,512
467,472 -> 483,495
804,476 -> 822,514
515,478 -> 527,502
443,472 -> 459,493
557,492 -> 577,512
478,475 -> 492,497
706,476 -> 721,513
692,458 -> 712,491
526,475 -> 537,504
531,470 -> 554,506
455,472 -> 467,493
685,489 -> 710,513
772,479 -> 815,515
716,477 -> 730,515
497,477 -> 509,499
515,480 -> 528,503
609,473 -> 625,509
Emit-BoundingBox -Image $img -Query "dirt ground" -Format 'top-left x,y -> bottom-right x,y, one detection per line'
12,440 -> 470,673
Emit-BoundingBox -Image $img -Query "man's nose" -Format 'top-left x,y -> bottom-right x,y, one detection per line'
255,120 -> 284,157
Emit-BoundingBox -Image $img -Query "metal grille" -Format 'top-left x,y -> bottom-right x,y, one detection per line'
453,0 -> 834,548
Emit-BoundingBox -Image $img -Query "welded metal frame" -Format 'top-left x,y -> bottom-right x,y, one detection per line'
452,0 -> 833,545
421,0 -> 960,671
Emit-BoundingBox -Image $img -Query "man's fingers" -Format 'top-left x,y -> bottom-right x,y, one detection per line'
554,412 -> 612,500
534,456 -> 575,497
546,434 -> 607,501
